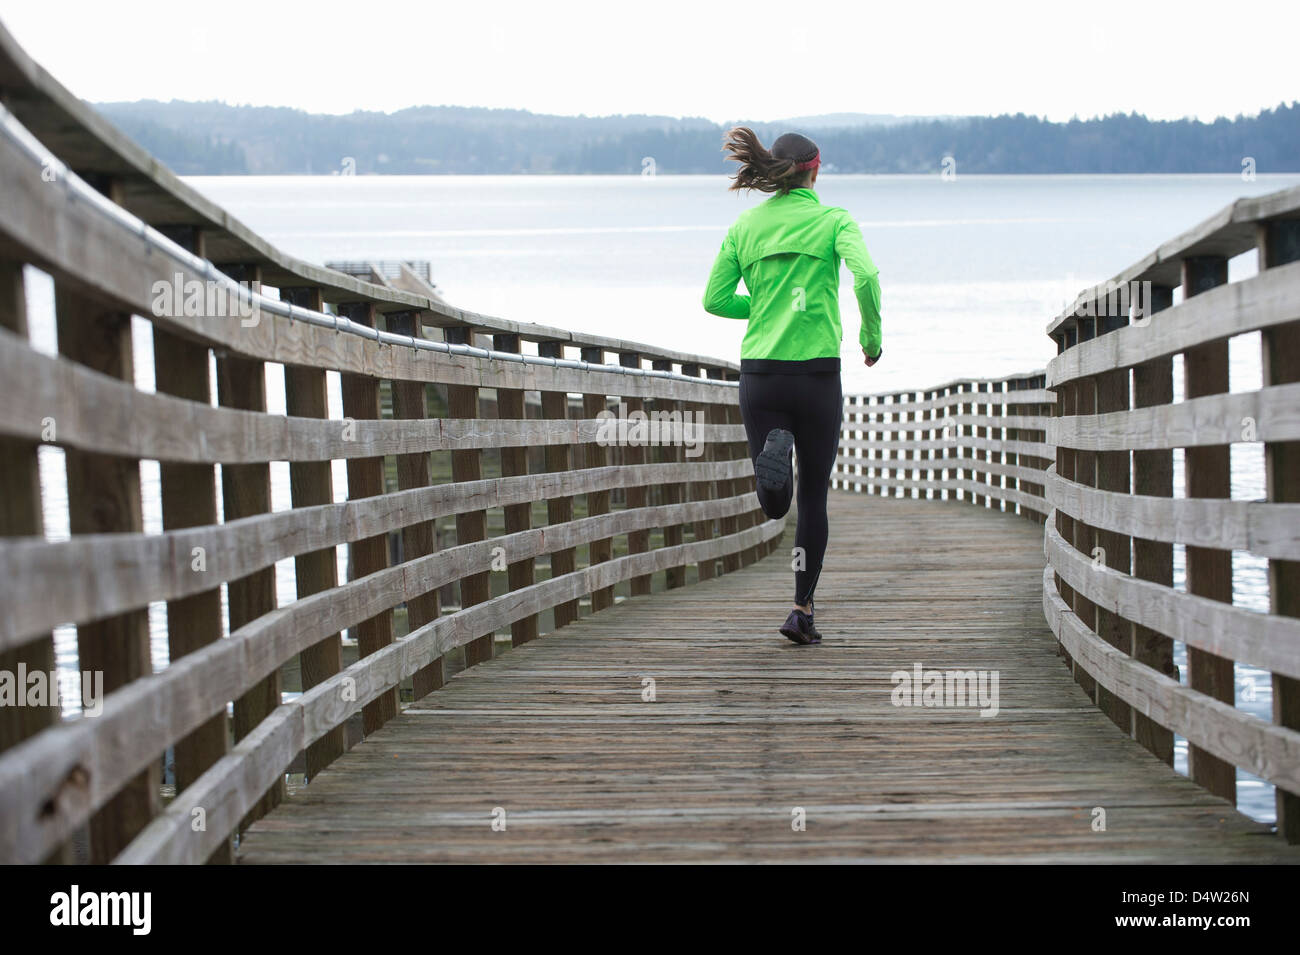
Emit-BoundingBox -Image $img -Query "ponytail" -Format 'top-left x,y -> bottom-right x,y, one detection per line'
722,127 -> 820,194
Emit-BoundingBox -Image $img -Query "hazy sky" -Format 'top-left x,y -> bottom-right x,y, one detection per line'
2,0 -> 1295,123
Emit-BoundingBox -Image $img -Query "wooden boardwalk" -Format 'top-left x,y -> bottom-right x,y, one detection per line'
238,493 -> 1297,863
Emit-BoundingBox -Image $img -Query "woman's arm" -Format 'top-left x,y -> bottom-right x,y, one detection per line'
702,229 -> 751,319
835,216 -> 882,360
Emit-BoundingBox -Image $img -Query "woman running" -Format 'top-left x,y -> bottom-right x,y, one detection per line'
702,127 -> 883,645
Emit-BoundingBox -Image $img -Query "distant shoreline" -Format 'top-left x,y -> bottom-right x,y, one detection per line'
99,100 -> 1300,177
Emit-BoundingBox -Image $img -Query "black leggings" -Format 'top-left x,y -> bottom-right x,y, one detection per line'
738,371 -> 842,606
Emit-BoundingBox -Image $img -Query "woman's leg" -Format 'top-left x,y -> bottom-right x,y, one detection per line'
790,372 -> 843,607
738,373 -> 795,519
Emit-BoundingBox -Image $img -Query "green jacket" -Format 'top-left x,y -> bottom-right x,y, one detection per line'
702,187 -> 882,363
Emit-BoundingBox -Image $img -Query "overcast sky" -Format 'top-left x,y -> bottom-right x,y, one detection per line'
2,0 -> 1295,123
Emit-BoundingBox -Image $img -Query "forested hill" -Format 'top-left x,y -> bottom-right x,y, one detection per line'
93,100 -> 1300,176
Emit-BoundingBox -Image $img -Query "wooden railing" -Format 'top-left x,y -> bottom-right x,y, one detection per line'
834,372 -> 1053,522
837,187 -> 1300,842
1044,185 -> 1300,842
0,83 -> 780,861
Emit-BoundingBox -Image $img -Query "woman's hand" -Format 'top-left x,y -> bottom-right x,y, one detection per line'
863,346 -> 882,367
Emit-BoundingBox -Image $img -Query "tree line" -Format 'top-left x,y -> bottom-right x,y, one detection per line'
95,100 -> 1300,175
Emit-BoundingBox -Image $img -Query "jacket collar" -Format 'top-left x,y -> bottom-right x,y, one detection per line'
785,187 -> 820,203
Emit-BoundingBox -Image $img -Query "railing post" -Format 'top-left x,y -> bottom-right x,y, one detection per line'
960,383 -> 975,504
1054,325 -> 1079,669
1181,254 -> 1235,804
1006,379 -> 1021,513
620,352 -> 653,594
387,311 -> 443,698
683,363 -> 716,579
652,359 -> 687,588
975,382 -> 990,507
581,346 -> 615,611
1093,299 -> 1133,733
340,302 -> 398,727
153,225 -> 232,862
1070,312 -> 1099,700
920,390 -> 934,499
902,391 -> 916,497
445,326 -> 493,665
1259,218 -> 1300,841
1130,282 -> 1176,763
715,370 -> 742,573
0,258 -> 66,862
539,342 -> 579,628
494,333 -> 538,645
54,197 -> 160,859
281,286 -> 346,778
215,263 -> 285,826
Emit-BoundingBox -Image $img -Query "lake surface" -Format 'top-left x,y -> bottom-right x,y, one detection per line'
26,172 -> 1299,824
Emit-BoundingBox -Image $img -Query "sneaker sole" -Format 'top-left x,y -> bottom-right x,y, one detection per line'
755,429 -> 795,493
779,625 -> 822,646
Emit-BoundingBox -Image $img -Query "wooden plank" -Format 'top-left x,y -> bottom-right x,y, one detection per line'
339,302 -> 397,730
54,258 -> 159,863
683,364 -> 715,582
1044,566 -> 1300,802
1045,519 -> 1300,680
282,287 -> 345,779
0,259 -> 59,754
225,495 -> 1297,865
1181,255 -> 1235,804
0,334 -> 749,464
1093,316 -> 1132,733
652,359 -> 686,590
122,512 -> 785,865
0,457 -> 757,649
0,490 -> 775,864
1126,283 -> 1176,767
151,225 -> 231,864
1260,217 -> 1300,843
214,303 -> 286,828
620,352 -> 653,596
495,334 -> 538,646
1046,382 -> 1300,451
1048,263 -> 1300,387
0,258 -> 66,864
447,327 -> 492,666
582,347 -> 615,612
721,399 -> 745,572
386,311 -> 442,701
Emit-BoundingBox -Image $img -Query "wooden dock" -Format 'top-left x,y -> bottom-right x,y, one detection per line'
238,494 -> 1295,863
1,19 -> 1298,866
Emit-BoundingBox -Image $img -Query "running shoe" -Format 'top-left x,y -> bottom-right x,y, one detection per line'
779,606 -> 822,645
755,428 -> 795,494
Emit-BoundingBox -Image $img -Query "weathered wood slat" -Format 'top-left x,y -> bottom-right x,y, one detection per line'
218,495 -> 1298,864
1047,382 -> 1300,451
1045,512 -> 1300,681
1049,467 -> 1300,559
0,501 -> 776,864
121,516 -> 786,865
0,334 -> 748,463
1047,262 -> 1300,387
0,458 -> 756,648
1044,566 -> 1300,799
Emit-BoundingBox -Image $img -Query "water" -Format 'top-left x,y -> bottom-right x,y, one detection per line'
23,172 -> 1299,825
